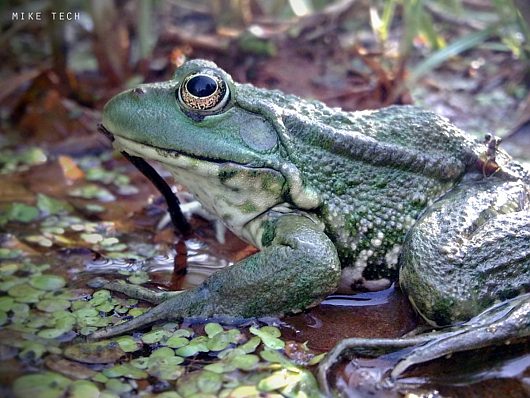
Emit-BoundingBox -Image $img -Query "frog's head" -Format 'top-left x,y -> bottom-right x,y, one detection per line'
102,59 -> 281,165
102,59 -> 320,242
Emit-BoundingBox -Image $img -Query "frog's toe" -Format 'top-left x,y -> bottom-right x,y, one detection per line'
317,335 -> 434,395
97,279 -> 183,304
391,293 -> 530,379
318,294 -> 530,393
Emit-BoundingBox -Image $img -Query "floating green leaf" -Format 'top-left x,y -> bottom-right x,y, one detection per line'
207,331 -> 232,351
37,194 -> 73,215
104,378 -> 132,394
196,370 -> 223,394
19,341 -> 47,360
103,363 -> 148,379
0,248 -> 23,260
166,336 -> 189,349
89,289 -> 111,305
26,313 -> 49,328
8,283 -> 44,303
150,347 -> 175,358
170,328 -> 192,338
73,307 -> 99,318
249,326 -> 285,350
259,326 -> 281,337
229,354 -> 259,371
100,237 -> 119,247
37,328 -> 66,339
69,184 -> 116,202
128,308 -> 145,317
81,233 -> 103,244
25,235 -> 53,247
260,348 -> 288,364
37,298 -> 71,312
203,362 -> 236,374
204,322 -> 223,337
54,313 -> 76,332
95,302 -> 115,313
11,302 -> 30,317
92,373 -> 109,383
257,370 -> 300,392
229,385 -> 265,397
7,203 -> 39,223
68,380 -> 100,398
127,271 -> 149,285
13,372 -> 71,398
239,336 -> 261,353
146,356 -> 185,380
115,336 -> 141,353
226,328 -> 242,343
0,297 -> 15,312
141,329 -> 170,344
85,204 -> 105,213
174,341 -> 208,357
30,274 -> 66,291
308,352 -> 326,365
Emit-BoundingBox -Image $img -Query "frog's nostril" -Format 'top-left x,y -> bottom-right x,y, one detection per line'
132,87 -> 146,96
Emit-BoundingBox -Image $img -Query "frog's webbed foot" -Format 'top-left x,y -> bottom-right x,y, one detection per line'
318,294 -> 530,395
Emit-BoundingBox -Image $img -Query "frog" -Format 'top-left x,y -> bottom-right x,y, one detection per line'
96,59 -> 530,389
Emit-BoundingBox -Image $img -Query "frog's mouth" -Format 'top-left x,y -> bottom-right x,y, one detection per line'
98,123 -> 254,169
98,123 -> 191,235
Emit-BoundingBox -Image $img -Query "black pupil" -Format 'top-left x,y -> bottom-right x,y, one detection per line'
186,75 -> 217,97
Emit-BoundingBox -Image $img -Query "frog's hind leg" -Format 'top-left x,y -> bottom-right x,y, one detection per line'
400,176 -> 530,327
395,176 -> 530,371
318,177 -> 530,393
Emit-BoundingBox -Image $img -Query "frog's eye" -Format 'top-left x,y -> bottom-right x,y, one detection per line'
177,72 -> 230,113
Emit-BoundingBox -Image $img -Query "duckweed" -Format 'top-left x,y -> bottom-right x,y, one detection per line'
1,151 -> 325,398
115,335 -> 142,353
250,326 -> 285,350
13,372 -> 71,398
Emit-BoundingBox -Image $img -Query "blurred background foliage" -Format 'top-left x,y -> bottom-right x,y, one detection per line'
1,0 -> 529,138
2,0 -> 528,84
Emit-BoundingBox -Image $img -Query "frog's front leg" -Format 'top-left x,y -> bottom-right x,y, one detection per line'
319,176 -> 530,391
91,214 -> 341,339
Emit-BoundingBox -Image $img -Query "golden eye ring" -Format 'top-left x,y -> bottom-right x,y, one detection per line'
178,72 -> 229,113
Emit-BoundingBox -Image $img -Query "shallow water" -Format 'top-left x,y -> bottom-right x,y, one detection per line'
1,144 -> 529,397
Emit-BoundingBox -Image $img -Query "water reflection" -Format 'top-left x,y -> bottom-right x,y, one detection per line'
322,285 -> 395,307
83,237 -> 231,290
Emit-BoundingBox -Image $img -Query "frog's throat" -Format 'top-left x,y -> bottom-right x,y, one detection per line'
112,135 -> 321,211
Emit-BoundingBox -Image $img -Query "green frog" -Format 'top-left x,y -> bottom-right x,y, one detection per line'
97,59 -> 530,388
